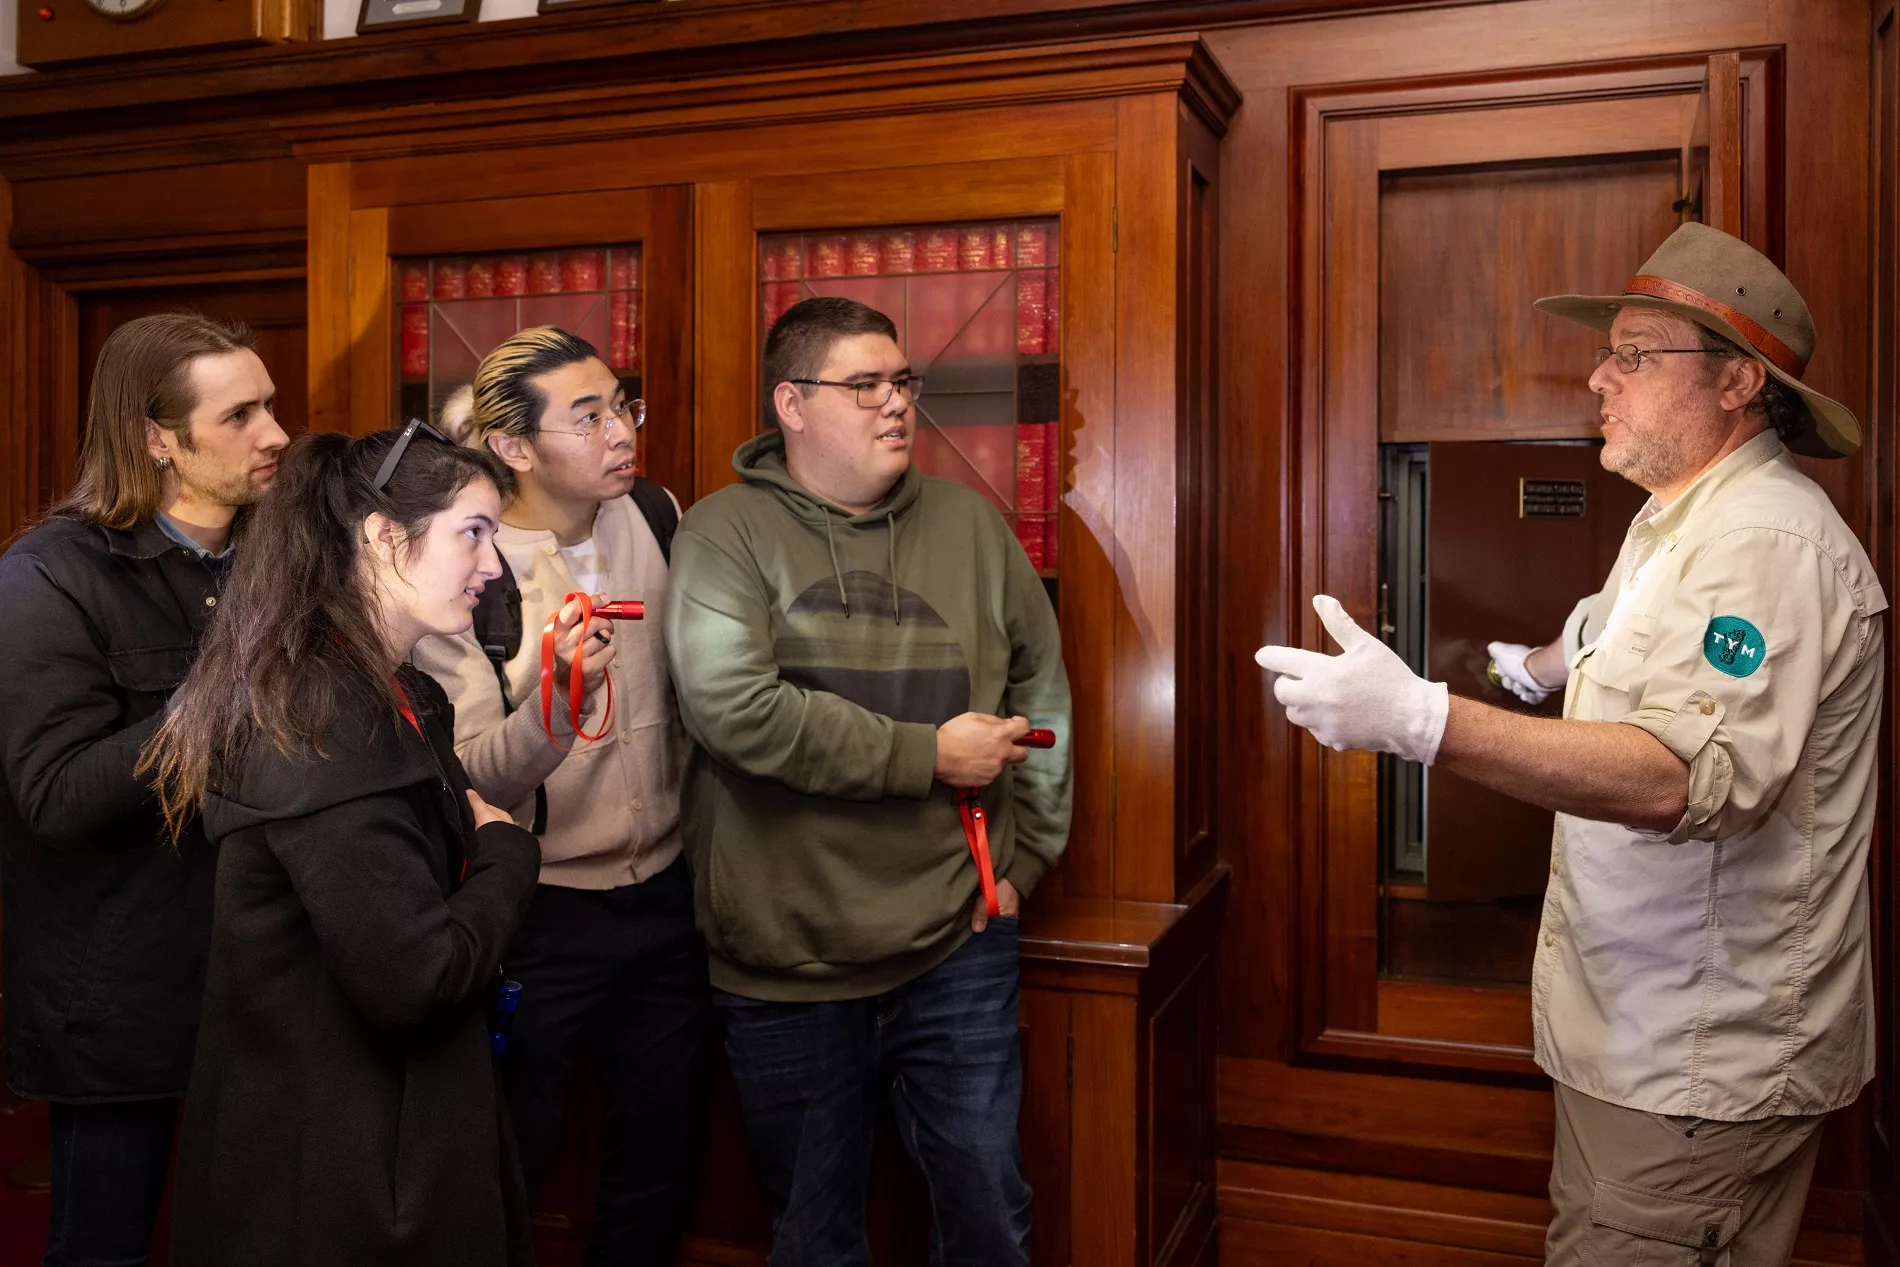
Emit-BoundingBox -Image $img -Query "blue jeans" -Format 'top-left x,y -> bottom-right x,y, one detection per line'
718,920 -> 1030,1267
43,1098 -> 178,1267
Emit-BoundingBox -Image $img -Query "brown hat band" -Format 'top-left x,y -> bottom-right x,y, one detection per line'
1622,275 -> 1806,378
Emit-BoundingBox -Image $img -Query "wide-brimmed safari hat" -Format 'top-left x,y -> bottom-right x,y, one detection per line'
1535,222 -> 1857,459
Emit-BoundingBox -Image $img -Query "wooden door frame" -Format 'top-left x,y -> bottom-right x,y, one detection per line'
1286,49 -> 1785,1078
0,207 -> 304,537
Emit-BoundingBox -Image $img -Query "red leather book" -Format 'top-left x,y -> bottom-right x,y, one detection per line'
609,292 -> 630,370
432,260 -> 466,300
528,254 -> 563,294
847,232 -> 882,275
1014,515 -> 1046,569
495,256 -> 528,296
400,305 -> 429,378
882,230 -> 916,274
1017,271 -> 1047,355
398,263 -> 430,303
1016,422 -> 1047,519
464,258 -> 495,298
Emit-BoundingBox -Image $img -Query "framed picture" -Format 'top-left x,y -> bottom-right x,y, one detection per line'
358,0 -> 481,34
536,0 -> 664,15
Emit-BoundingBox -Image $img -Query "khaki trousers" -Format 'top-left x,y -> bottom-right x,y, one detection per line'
1544,1082 -> 1828,1266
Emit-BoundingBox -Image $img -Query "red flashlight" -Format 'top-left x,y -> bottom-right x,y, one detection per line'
594,600 -> 645,620
1016,728 -> 1056,748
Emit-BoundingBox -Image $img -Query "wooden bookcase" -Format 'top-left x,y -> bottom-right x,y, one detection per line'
295,33 -> 1236,1267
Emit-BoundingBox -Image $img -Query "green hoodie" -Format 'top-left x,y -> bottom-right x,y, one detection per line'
665,432 -> 1073,1001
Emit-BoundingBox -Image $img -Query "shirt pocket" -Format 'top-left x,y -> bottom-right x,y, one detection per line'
105,644 -> 195,705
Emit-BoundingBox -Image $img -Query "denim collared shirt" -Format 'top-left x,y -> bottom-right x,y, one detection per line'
155,513 -> 233,562
1534,429 -> 1887,1121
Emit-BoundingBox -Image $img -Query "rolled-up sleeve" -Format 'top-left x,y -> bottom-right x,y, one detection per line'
1618,526 -> 1865,843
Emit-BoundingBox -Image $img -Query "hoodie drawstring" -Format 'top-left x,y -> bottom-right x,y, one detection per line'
822,507 -> 850,617
821,505 -> 902,626
886,511 -> 901,627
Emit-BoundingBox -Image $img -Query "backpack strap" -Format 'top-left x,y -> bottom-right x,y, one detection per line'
466,550 -> 548,835
628,476 -> 679,564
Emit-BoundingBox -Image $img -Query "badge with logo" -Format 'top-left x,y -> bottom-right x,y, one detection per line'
1704,616 -> 1766,678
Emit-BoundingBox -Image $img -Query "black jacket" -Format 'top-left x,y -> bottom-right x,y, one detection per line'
0,515 -> 223,1102
170,668 -> 539,1267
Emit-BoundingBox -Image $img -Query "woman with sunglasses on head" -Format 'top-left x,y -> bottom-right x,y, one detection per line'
144,421 -> 547,1267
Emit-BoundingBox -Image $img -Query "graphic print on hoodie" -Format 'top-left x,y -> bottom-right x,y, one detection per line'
779,570 -> 971,726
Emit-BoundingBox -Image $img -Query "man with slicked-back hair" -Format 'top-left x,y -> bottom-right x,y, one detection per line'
0,311 -> 286,1267
413,325 -> 705,1266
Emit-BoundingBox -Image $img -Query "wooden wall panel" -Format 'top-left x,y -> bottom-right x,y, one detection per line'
345,102 -> 1117,212
1,175 -> 49,540
1869,0 -> 1900,1259
1058,148 -> 1120,902
692,180 -> 754,500
1377,154 -> 1685,444
307,162 -> 352,435
345,208 -> 391,438
1112,91 -> 1182,904
10,160 -> 305,262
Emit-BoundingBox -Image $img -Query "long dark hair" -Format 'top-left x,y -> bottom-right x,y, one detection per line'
47,312 -> 256,528
143,426 -> 503,837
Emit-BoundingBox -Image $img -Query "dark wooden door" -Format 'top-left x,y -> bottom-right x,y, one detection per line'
76,278 -> 308,442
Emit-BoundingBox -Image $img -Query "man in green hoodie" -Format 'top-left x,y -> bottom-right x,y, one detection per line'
665,296 -> 1071,1265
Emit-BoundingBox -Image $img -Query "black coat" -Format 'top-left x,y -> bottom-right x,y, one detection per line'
0,516 -> 222,1102
169,668 -> 540,1267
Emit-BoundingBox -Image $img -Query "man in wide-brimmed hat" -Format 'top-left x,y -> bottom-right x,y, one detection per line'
1257,222 -> 1885,1265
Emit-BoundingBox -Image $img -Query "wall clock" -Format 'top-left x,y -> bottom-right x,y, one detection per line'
17,0 -> 313,67
84,0 -> 166,20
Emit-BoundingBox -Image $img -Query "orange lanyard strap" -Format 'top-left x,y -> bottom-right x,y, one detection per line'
393,681 -> 424,738
955,728 -> 1057,916
957,788 -> 1001,917
540,592 -> 615,753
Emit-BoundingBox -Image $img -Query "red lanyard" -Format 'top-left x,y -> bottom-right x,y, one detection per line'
540,592 -> 617,752
955,729 -> 1055,918
393,681 -> 424,738
957,789 -> 1001,917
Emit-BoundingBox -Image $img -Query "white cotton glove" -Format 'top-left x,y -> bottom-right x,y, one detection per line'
1485,641 -> 1552,706
1254,595 -> 1449,766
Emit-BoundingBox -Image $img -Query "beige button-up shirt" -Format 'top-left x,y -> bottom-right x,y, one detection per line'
1533,429 -> 1886,1121
413,494 -> 684,889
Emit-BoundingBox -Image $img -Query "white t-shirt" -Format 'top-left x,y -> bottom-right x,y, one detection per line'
559,537 -> 610,601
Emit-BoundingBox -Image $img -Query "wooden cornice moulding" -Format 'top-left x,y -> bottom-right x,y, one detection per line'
282,33 -> 1238,161
0,0 -> 1468,142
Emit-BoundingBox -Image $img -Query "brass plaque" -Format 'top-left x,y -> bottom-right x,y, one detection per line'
1519,478 -> 1586,519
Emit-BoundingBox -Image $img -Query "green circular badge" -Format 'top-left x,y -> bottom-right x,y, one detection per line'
1704,616 -> 1766,678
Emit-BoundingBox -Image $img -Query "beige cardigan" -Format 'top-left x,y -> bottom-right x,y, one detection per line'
413,494 -> 683,889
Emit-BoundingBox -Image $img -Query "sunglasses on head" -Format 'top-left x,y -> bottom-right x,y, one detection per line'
371,417 -> 452,492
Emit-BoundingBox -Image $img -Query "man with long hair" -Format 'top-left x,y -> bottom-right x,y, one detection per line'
412,326 -> 704,1264
0,312 -> 285,1266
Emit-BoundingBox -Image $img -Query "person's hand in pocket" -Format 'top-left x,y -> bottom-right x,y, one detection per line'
972,879 -> 1021,932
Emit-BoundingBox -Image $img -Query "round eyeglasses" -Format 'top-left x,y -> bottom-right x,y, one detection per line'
541,398 -> 647,442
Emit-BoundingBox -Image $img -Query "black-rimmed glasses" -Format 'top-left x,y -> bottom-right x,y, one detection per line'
1594,345 -> 1718,374
372,417 -> 452,492
788,376 -> 925,409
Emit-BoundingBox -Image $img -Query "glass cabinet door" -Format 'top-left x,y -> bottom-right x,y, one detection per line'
393,243 -> 648,470
759,217 -> 1062,579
